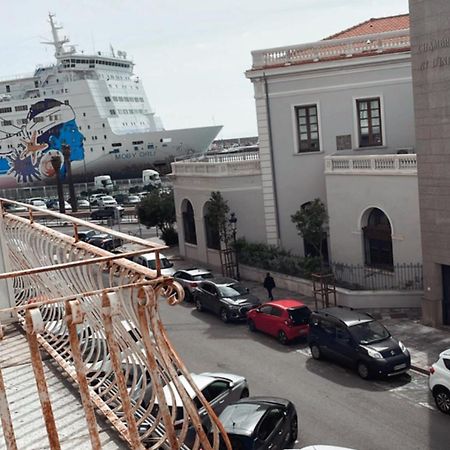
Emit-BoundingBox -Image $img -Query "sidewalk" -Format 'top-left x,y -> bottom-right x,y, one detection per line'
167,247 -> 450,375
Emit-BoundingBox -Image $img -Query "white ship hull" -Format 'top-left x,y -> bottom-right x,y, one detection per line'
0,15 -> 222,188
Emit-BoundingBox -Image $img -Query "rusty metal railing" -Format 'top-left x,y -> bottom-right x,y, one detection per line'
0,199 -> 231,450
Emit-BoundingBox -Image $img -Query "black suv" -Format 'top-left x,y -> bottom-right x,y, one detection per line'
308,306 -> 410,379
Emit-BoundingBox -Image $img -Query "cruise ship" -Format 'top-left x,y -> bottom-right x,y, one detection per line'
0,14 -> 222,188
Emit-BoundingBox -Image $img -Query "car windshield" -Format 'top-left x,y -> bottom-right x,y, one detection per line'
193,273 -> 213,281
349,320 -> 390,344
147,258 -> 172,270
218,283 -> 247,297
288,306 -> 311,325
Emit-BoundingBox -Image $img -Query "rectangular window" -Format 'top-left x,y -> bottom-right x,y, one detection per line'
105,96 -> 111,102
0,107 -> 12,114
15,105 -> 28,112
357,98 -> 383,147
295,105 -> 320,153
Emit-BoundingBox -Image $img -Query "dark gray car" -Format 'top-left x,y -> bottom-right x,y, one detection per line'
193,277 -> 261,323
173,268 -> 214,301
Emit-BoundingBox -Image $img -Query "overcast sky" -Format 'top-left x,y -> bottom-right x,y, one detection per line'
1,0 -> 408,139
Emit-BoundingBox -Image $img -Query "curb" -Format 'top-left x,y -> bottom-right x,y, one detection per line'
411,364 -> 429,375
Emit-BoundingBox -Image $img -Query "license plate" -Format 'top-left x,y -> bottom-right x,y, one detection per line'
394,363 -> 406,370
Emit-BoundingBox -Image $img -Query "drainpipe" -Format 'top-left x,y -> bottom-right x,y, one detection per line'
263,73 -> 281,243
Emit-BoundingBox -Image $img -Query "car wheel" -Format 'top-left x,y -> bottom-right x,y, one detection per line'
195,299 -> 203,312
278,330 -> 288,345
289,414 -> 298,443
184,289 -> 192,302
357,361 -> 370,380
310,344 -> 321,360
240,388 -> 249,399
434,387 -> 450,414
220,308 -> 229,323
248,320 -> 256,332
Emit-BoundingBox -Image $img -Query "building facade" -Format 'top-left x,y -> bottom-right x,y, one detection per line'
171,15 -> 426,311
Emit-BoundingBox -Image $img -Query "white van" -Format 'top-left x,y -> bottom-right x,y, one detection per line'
132,252 -> 175,276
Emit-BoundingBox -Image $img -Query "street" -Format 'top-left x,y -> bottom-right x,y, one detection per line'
159,299 -> 449,450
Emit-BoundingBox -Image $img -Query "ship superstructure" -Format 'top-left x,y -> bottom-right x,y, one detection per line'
0,14 -> 221,187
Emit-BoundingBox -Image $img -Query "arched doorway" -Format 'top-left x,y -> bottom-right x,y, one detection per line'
362,208 -> 393,270
182,200 -> 197,245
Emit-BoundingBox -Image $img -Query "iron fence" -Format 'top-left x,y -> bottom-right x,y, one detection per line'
330,262 -> 423,291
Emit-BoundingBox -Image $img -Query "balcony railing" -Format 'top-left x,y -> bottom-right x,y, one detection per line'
324,153 -> 417,175
171,151 -> 260,177
250,29 -> 410,69
0,199 -> 230,450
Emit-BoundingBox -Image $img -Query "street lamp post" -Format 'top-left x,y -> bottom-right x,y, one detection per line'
229,212 -> 240,281
62,144 -> 78,212
50,155 -> 65,213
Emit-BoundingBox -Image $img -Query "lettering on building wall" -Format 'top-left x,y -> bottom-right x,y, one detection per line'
417,36 -> 450,71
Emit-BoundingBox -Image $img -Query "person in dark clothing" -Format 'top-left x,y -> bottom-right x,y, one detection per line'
263,272 -> 276,300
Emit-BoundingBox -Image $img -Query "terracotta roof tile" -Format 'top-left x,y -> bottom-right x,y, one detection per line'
325,14 -> 409,40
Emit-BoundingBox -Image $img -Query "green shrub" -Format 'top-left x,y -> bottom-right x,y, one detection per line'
161,227 -> 178,246
236,238 -> 314,279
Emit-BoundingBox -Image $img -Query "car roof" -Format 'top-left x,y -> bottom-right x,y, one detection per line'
177,268 -> 211,276
439,349 -> 450,359
161,373 -> 215,406
266,299 -> 306,309
219,400 -> 278,436
203,277 -> 237,285
140,252 -> 168,261
315,306 -> 373,327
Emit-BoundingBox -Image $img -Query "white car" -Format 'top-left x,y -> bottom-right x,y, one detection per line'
77,198 -> 91,209
132,252 -> 175,276
98,195 -> 118,207
28,197 -> 48,209
429,349 -> 450,414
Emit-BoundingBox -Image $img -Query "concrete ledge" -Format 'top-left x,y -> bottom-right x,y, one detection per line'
240,264 -> 423,309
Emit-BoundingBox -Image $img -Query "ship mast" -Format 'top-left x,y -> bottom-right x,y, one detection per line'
41,13 -> 75,59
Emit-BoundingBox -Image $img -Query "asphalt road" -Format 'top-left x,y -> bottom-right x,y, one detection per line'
158,299 -> 450,450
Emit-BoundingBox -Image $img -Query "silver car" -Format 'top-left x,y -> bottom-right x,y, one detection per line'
173,268 -> 214,301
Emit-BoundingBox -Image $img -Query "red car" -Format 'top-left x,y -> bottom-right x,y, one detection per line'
247,299 -> 311,344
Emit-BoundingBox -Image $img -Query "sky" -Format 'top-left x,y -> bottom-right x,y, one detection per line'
0,0 -> 409,139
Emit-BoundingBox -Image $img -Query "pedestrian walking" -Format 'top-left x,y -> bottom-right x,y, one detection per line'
263,272 -> 276,300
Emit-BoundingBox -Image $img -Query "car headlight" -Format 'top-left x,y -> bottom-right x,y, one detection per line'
398,340 -> 409,354
363,346 -> 383,359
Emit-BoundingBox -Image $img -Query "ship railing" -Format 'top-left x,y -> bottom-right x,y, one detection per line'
0,198 -> 231,450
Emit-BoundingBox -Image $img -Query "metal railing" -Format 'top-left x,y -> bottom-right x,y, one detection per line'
0,199 -> 230,450
250,29 -> 410,69
330,262 -> 423,291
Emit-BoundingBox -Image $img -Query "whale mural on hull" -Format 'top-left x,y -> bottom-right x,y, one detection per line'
0,98 -> 85,184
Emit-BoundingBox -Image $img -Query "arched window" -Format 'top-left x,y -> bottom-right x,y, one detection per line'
203,203 -> 220,250
182,200 -> 197,245
362,208 -> 393,270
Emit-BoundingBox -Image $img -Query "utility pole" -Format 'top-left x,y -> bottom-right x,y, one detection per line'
50,155 -> 65,213
62,144 -> 77,212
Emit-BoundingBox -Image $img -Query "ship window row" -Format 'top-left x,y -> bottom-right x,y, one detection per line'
0,107 -> 12,114
112,96 -> 144,102
61,58 -> 130,68
117,109 -> 145,114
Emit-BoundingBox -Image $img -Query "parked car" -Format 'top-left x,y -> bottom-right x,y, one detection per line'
193,277 -> 261,323
212,397 -> 297,450
90,206 -> 124,220
308,306 -> 411,379
87,234 -> 123,251
429,349 -> 450,414
3,203 -> 27,213
132,252 -> 175,276
76,230 -> 97,242
46,199 -> 72,211
97,195 -> 118,208
153,372 -> 249,429
173,268 -> 214,301
247,299 -> 311,344
28,197 -> 48,209
77,198 -> 91,209
126,195 -> 141,205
